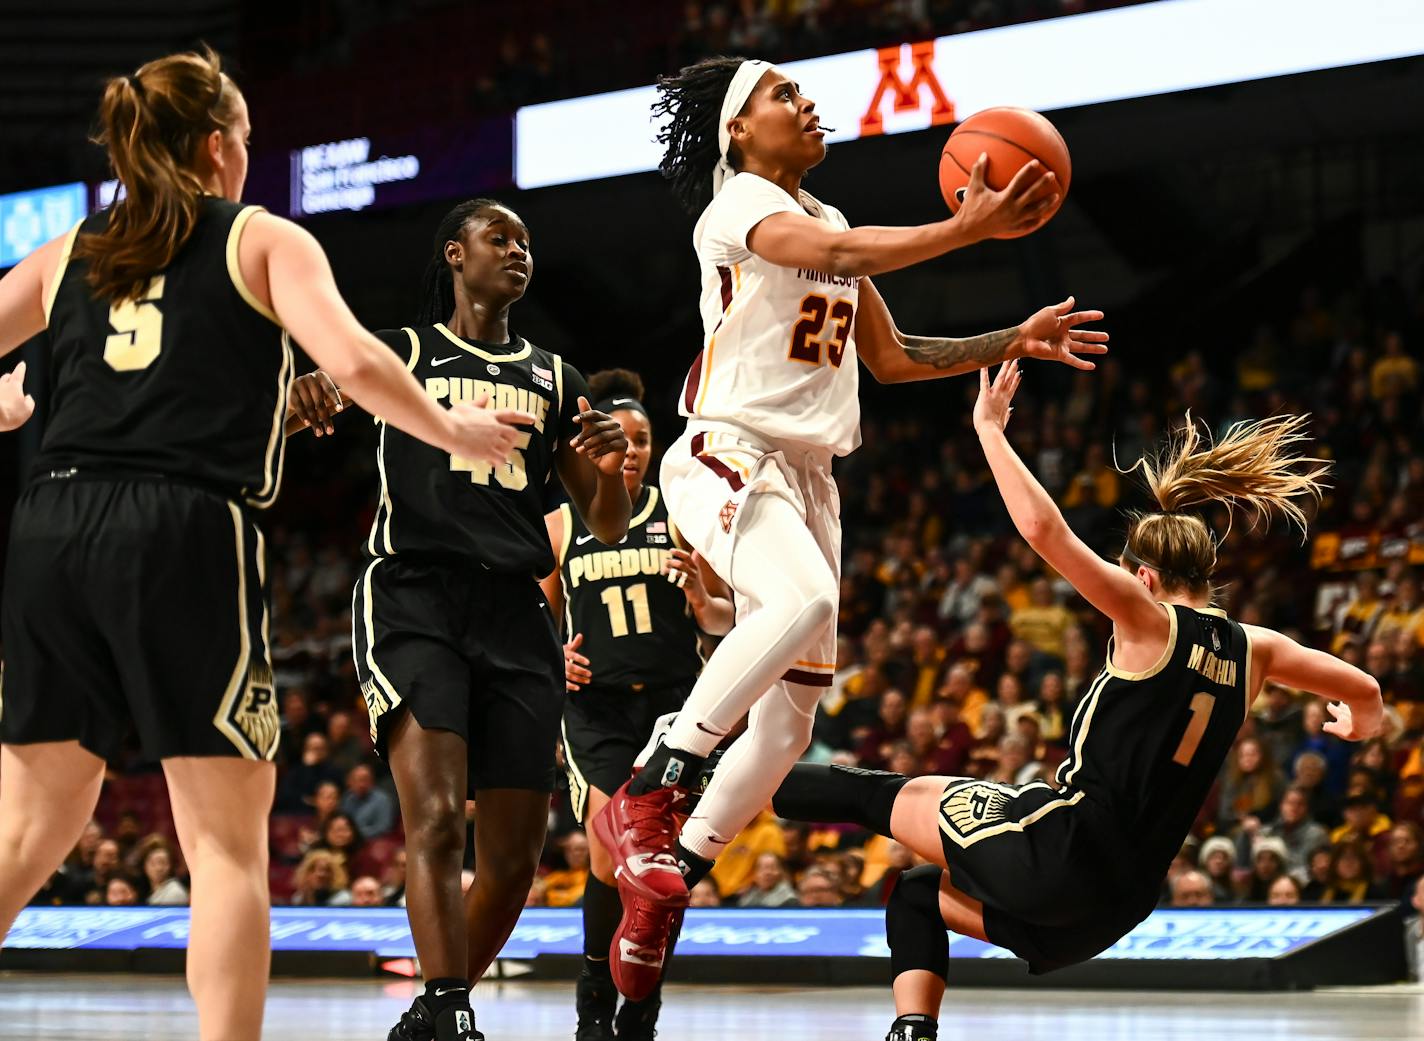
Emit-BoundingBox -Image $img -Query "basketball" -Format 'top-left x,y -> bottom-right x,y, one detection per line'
939,107 -> 1072,238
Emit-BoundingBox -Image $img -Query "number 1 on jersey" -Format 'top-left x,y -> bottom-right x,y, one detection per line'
601,583 -> 652,638
1172,692 -> 1215,766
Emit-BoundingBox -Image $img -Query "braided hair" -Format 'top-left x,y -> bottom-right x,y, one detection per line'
653,56 -> 747,215
415,198 -> 507,325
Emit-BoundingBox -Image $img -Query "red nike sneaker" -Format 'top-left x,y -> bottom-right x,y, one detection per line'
592,780 -> 689,908
610,892 -> 679,1002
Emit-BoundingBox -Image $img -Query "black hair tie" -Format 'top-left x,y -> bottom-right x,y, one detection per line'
127,74 -> 146,99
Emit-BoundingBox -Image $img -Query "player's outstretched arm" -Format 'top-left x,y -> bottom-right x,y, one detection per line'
553,377 -> 632,546
746,155 -> 1057,278
0,230 -> 67,360
857,280 -> 1108,384
248,212 -> 532,463
974,361 -> 1166,637
1243,625 -> 1383,740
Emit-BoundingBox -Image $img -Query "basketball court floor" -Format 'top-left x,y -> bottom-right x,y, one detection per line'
0,975 -> 1420,1040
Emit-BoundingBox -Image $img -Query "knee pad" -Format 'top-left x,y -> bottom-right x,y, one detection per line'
887,865 -> 949,981
770,763 -> 908,834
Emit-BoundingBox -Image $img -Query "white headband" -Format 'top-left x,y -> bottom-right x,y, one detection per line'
712,59 -> 773,198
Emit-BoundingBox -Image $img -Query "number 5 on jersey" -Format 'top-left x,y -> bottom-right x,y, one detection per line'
788,293 -> 854,367
104,275 -> 166,371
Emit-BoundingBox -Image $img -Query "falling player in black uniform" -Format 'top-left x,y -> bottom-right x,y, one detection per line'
287,199 -> 632,1041
538,368 -> 733,1040
772,361 -> 1384,1041
0,51 -> 525,1041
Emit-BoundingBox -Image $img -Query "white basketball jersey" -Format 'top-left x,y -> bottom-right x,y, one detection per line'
678,172 -> 861,457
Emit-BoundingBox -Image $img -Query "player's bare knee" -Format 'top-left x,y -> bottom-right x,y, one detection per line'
408,797 -> 467,861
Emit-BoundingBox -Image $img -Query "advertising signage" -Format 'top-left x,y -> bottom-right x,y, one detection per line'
0,182 -> 87,269
515,0 -> 1424,189
6,905 -> 1376,961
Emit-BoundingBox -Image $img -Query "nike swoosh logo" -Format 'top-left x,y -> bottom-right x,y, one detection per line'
623,852 -> 682,876
618,937 -> 665,967
576,534 -> 596,545
612,397 -> 634,405
433,986 -> 468,996
431,356 -> 462,367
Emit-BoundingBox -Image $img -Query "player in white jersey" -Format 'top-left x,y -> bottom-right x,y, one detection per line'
592,55 -> 1109,999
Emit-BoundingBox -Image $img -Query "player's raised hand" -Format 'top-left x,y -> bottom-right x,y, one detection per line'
288,370 -> 345,436
1322,698 -> 1383,742
974,359 -> 1022,434
448,392 -> 535,465
563,631 -> 592,691
0,361 -> 35,432
1015,297 -> 1108,371
663,548 -> 708,605
955,153 -> 1060,241
571,396 -> 629,476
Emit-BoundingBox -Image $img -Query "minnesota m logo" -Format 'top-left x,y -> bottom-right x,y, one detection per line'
859,41 -> 955,137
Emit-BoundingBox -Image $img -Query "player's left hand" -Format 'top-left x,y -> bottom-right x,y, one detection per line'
974,359 -> 1022,434
1322,698 -> 1383,741
571,396 -> 629,476
288,370 -> 344,436
662,548 -> 706,605
0,361 -> 36,432
1014,297 -> 1108,371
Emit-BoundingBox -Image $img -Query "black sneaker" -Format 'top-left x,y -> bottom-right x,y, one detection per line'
613,991 -> 661,1041
884,1019 -> 935,1041
387,997 -> 484,1041
575,965 -> 616,1041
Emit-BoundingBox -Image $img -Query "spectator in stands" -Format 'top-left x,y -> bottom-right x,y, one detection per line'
1290,750 -> 1340,827
854,689 -> 909,768
291,849 -> 350,907
1370,330 -> 1418,400
689,879 -> 722,908
1376,575 -> 1424,648
1253,787 -> 1328,878
278,689 -> 318,768
966,703 -> 1006,778
1244,837 -> 1289,902
1383,823 -> 1424,905
541,831 -> 590,908
325,710 -> 366,777
708,809 -> 787,901
937,557 -> 996,627
1035,671 -> 1068,746
276,732 -> 344,813
382,849 -> 407,907
988,734 -> 1043,786
1330,793 -> 1393,848
137,837 -> 188,906
737,853 -> 799,909
350,875 -> 384,908
86,839 -> 122,905
1010,577 -> 1074,661
315,811 -> 363,868
1301,846 -> 1334,902
1254,684 -> 1305,770
928,697 -> 974,776
105,876 -> 140,906
1296,700 -> 1353,795
1170,870 -> 1214,907
112,810 -> 144,863
1216,737 -> 1285,836
1333,572 -> 1385,654
341,764 -> 395,839
1268,875 -> 1303,905
796,867 -> 843,908
907,626 -> 946,707
1198,836 -> 1238,904
1406,875 -> 1424,982
1321,841 -> 1387,904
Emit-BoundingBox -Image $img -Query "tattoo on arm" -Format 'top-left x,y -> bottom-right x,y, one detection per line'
901,327 -> 1019,370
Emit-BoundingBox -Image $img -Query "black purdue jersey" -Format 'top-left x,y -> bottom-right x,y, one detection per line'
1056,604 -> 1250,877
365,324 -> 587,576
557,486 -> 703,688
36,199 -> 293,506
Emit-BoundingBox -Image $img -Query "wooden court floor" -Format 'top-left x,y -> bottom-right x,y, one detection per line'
0,974 -> 1419,1040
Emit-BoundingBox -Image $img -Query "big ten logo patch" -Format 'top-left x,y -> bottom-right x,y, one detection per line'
859,40 -> 955,137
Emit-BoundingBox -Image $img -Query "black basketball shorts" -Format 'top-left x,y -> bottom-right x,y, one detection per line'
1,477 -> 278,762
934,777 -> 1157,974
561,680 -> 692,823
352,556 -> 564,794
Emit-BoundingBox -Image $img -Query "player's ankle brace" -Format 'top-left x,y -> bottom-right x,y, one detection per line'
887,866 -> 949,981
629,742 -> 705,795
771,763 -> 908,835
888,1013 -> 939,1041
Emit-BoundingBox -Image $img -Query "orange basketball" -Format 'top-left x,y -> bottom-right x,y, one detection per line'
939,107 -> 1071,239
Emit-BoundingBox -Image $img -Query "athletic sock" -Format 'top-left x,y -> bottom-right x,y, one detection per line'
674,840 -> 715,889
582,875 -> 622,964
888,1013 -> 938,1041
629,742 -> 705,796
772,762 -> 908,835
422,977 -> 471,1017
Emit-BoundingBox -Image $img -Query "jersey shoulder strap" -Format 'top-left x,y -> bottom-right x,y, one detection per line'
555,502 -> 577,567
